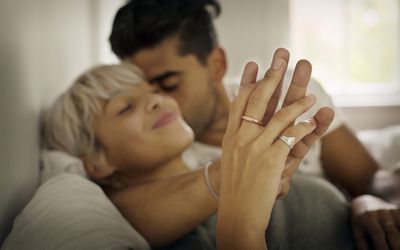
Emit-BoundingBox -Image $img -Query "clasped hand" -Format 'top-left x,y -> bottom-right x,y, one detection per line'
216,48 -> 334,249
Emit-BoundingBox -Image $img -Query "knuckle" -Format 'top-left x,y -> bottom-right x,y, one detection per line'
248,92 -> 263,105
376,209 -> 387,216
281,184 -> 290,196
369,226 -> 383,234
278,182 -> 290,198
298,97 -> 310,106
248,143 -> 261,155
283,126 -> 295,136
229,99 -> 240,113
264,69 -> 278,81
272,110 -> 287,124
221,139 -> 231,149
231,133 -> 250,149
230,134 -> 242,146
364,211 -> 377,219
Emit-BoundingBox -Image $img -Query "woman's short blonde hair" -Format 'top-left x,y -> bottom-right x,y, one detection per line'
42,63 -> 144,157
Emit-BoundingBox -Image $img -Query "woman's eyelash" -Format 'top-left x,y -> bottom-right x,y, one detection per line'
118,103 -> 132,115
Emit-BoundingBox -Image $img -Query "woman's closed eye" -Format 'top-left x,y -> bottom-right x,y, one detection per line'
118,103 -> 133,115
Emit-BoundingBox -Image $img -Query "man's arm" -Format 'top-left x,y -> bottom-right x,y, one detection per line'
107,161 -> 220,248
321,124 -> 400,249
320,124 -> 379,196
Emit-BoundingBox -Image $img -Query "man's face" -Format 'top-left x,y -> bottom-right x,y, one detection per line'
129,37 -> 219,137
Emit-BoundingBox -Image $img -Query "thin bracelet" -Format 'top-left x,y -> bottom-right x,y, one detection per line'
204,161 -> 219,201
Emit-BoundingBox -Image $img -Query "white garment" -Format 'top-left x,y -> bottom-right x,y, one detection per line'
182,75 -> 343,177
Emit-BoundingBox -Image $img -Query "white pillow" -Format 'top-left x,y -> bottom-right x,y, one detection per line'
1,173 -> 150,250
40,150 -> 88,184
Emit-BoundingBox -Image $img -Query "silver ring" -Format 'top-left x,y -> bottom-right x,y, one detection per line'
241,115 -> 262,126
279,135 -> 296,149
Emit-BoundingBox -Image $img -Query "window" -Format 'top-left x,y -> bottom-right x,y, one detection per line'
290,0 -> 400,106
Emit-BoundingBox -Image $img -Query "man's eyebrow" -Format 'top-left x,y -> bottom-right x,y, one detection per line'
148,71 -> 182,84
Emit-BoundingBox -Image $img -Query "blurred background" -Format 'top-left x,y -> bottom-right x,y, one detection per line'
0,0 -> 399,245
217,0 -> 400,130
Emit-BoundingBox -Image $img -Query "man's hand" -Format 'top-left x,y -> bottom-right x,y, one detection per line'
217,49 -> 319,250
352,195 -> 400,250
277,105 -> 334,197
256,48 -> 335,198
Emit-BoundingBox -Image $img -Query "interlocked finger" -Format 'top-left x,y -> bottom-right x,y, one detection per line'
379,210 -> 400,250
259,94 -> 317,147
239,56 -> 287,140
268,117 -> 317,160
288,107 -> 334,160
225,61 -> 259,136
281,60 -> 312,111
261,48 -> 290,124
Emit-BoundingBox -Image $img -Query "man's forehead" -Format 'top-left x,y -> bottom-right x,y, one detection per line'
130,53 -> 173,77
129,37 -> 184,77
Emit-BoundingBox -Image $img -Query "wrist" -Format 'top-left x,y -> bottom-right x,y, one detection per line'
216,216 -> 266,250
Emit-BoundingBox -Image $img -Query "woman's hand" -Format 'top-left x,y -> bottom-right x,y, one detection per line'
352,195 -> 400,250
216,49 -> 324,250
224,48 -> 334,199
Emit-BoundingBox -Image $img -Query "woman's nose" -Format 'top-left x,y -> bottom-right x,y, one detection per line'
145,94 -> 163,112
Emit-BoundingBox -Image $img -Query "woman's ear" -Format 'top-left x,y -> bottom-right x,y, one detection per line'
81,150 -> 116,181
208,47 -> 227,82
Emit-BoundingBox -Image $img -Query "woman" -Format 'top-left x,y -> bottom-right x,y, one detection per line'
42,57 -> 342,249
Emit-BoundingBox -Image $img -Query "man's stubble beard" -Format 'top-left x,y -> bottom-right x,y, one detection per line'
186,81 -> 219,139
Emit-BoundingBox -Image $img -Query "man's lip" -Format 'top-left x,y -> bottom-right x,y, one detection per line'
153,112 -> 178,129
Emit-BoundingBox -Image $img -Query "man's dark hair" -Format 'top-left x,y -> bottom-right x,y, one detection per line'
109,0 -> 221,64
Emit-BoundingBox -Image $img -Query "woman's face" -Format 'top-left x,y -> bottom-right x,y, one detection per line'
93,83 -> 194,173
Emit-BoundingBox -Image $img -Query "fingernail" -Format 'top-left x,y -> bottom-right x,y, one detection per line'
272,58 -> 285,69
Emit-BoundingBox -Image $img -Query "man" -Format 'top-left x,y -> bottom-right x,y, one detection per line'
109,0 -> 400,249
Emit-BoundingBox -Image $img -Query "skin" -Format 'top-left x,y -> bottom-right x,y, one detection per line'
130,36 -> 223,138
217,59 -> 321,249
83,83 -> 222,247
130,40 -> 333,197
129,36 -> 400,249
90,83 -> 193,185
81,49 -> 335,248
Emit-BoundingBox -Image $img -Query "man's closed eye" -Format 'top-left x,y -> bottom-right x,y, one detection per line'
160,82 -> 179,92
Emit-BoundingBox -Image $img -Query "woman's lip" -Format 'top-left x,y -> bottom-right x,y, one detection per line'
153,112 -> 178,129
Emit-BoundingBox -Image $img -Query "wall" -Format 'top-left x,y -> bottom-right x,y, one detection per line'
216,0 -> 290,81
0,0 -> 95,244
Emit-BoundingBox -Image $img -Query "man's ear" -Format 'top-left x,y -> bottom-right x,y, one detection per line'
208,47 -> 227,82
81,150 -> 116,181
